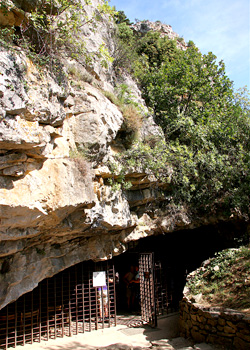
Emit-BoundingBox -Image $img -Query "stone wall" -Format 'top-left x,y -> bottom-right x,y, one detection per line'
179,298 -> 250,350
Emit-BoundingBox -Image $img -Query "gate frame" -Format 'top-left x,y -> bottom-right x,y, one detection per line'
139,252 -> 157,328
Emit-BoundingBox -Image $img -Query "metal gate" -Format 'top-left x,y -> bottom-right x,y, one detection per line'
154,262 -> 175,315
0,261 -> 116,350
139,253 -> 157,327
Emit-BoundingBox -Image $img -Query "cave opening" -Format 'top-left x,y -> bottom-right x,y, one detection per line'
112,221 -> 248,319
0,221 -> 247,349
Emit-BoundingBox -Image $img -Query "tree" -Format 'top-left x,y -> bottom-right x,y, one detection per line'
136,31 -> 178,68
112,21 -> 137,72
117,42 -> 250,215
114,10 -> 132,25
141,46 -> 234,139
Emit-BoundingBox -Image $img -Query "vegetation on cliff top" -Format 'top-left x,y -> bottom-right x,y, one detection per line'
186,246 -> 250,314
113,13 -> 250,218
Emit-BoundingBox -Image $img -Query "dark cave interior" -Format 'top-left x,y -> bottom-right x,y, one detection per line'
112,220 -> 248,312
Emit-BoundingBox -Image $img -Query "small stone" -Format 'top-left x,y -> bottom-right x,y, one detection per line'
2,164 -> 25,177
0,153 -> 27,169
233,336 -> 250,350
194,343 -> 216,350
218,318 -> 226,326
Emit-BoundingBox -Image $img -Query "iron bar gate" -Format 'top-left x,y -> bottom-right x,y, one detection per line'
139,253 -> 178,327
139,253 -> 157,327
0,261 -> 116,350
154,262 -> 176,315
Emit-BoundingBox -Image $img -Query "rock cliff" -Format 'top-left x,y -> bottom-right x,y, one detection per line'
0,0 -> 246,310
131,20 -> 187,49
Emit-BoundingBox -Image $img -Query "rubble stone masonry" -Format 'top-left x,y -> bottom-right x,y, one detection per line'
179,298 -> 250,350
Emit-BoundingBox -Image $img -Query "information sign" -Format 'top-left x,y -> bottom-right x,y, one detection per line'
93,271 -> 106,287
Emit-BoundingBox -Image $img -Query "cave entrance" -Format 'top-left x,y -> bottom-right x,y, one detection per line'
0,222 -> 246,349
0,260 -> 116,350
112,244 -> 180,328
112,221 -> 247,326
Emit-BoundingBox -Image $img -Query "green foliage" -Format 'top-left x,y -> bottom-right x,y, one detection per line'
112,22 -> 138,72
186,246 -> 250,311
135,31 -> 178,68
141,46 -> 234,133
109,12 -> 250,215
102,89 -> 120,105
103,84 -> 142,138
131,44 -> 250,214
114,10 -> 131,25
117,22 -> 134,43
107,172 -> 132,191
0,26 -> 15,46
112,23 -> 178,76
0,0 -> 115,76
234,86 -> 250,116
115,140 -> 170,181
98,42 -> 114,68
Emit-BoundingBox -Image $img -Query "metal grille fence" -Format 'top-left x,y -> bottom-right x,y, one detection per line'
139,253 -> 157,327
0,261 -> 116,349
154,262 -> 176,315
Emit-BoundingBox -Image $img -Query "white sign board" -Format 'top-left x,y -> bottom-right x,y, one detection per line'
93,271 -> 106,287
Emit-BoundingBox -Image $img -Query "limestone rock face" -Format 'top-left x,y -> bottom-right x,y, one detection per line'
0,22 -> 138,307
70,85 -> 124,161
131,20 -> 187,49
0,51 -> 28,118
0,2 -> 25,27
0,52 -> 129,308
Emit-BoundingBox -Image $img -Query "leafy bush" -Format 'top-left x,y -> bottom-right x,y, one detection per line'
135,31 -> 178,68
130,42 -> 250,215
105,11 -> 250,216
112,22 -> 138,72
112,22 -> 179,76
114,10 -> 132,25
186,246 -> 250,311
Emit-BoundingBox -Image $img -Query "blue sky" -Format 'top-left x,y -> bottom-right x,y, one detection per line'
109,0 -> 250,91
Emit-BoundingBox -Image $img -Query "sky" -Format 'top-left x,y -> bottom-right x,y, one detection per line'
109,0 -> 250,91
